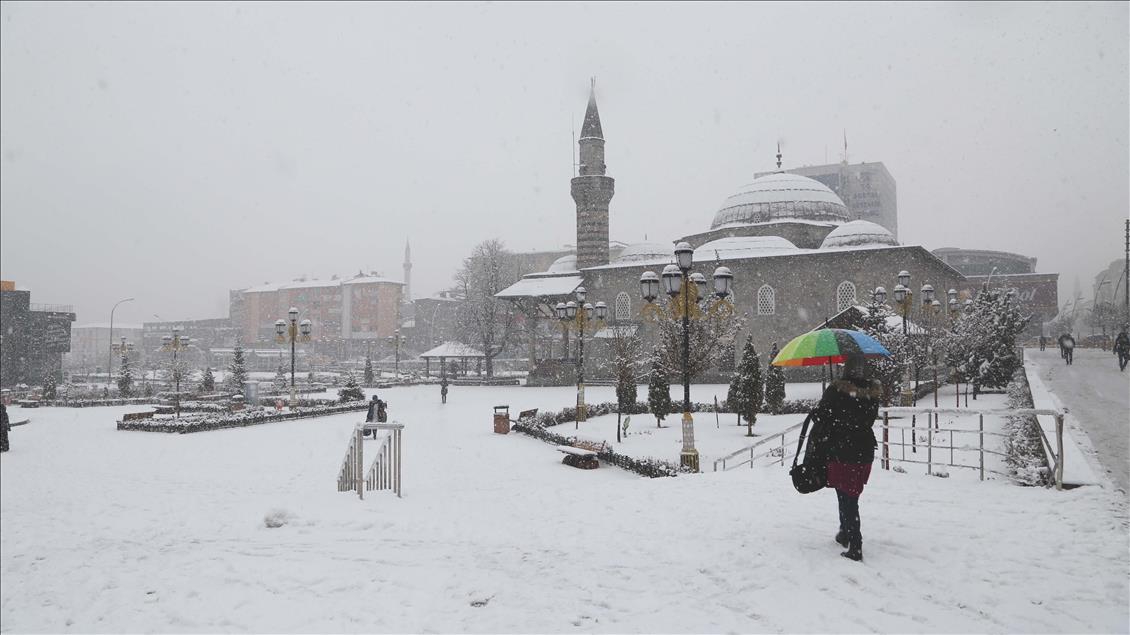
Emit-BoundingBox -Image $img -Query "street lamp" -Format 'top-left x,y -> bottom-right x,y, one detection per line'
387,329 -> 404,378
275,307 -> 312,406
556,287 -> 608,428
639,244 -> 734,472
109,297 -> 134,388
160,326 -> 191,418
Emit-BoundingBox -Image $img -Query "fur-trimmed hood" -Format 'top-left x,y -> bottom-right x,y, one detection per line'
831,378 -> 883,401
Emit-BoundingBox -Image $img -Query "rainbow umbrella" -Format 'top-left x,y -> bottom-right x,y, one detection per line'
771,328 -> 891,367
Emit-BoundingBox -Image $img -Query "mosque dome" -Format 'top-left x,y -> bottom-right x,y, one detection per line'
610,242 -> 674,264
710,173 -> 850,230
694,235 -> 800,260
546,254 -> 578,273
820,220 -> 899,249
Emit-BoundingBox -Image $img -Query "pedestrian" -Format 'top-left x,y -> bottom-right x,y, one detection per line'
440,378 -> 449,404
1039,335 -> 1046,351
1058,333 -> 1075,366
364,394 -> 380,436
376,398 -> 388,423
811,353 -> 881,562
1114,327 -> 1130,372
1,403 -> 9,453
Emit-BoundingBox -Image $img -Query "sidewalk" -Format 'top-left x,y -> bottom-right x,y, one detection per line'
1023,360 -> 1104,488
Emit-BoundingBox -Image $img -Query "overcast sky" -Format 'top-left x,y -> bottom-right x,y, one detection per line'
1,1 -> 1126,326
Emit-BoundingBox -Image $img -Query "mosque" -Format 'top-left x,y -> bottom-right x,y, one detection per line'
497,85 -> 970,382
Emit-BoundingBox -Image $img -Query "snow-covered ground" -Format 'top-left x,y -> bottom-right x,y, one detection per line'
2,384 -> 1127,633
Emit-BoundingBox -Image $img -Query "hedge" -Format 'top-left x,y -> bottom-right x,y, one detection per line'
117,401 -> 371,434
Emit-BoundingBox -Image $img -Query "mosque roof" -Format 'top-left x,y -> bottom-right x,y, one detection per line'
694,235 -> 800,261
495,275 -> 584,299
820,220 -> 899,249
711,172 -> 849,229
610,242 -> 675,264
546,254 -> 579,273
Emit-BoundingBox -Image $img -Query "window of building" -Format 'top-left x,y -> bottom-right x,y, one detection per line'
836,281 -> 857,312
614,292 -> 631,321
757,285 -> 775,315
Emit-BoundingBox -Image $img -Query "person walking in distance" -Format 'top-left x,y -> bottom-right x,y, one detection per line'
1114,326 -> 1130,372
1039,335 -> 1046,352
811,353 -> 882,562
440,377 -> 449,404
1058,332 -> 1076,366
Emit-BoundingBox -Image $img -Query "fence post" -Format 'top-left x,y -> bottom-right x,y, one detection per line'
780,434 -> 785,466
1055,413 -> 1064,491
978,414 -> 984,481
912,415 -> 917,454
395,427 -> 402,498
882,412 -> 889,470
927,421 -> 933,476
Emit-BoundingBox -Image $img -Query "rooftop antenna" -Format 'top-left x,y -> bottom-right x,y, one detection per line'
776,141 -> 783,171
843,129 -> 849,164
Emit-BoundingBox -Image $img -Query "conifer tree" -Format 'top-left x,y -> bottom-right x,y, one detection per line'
764,344 -> 786,415
338,372 -> 364,402
143,382 -> 154,398
364,353 -> 375,386
200,367 -> 215,393
227,344 -> 248,395
727,336 -> 763,436
43,372 -> 58,401
116,353 -> 133,397
273,364 -> 288,392
646,359 -> 673,428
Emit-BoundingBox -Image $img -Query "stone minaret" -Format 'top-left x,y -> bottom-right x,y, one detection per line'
403,240 -> 412,301
571,80 -> 615,269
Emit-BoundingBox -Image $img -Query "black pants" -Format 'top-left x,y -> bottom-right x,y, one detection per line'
1119,351 -> 1128,371
836,489 -> 861,549
1065,349 -> 1073,365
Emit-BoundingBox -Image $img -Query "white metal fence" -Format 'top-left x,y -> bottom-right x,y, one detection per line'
337,423 -> 404,499
712,407 -> 1066,490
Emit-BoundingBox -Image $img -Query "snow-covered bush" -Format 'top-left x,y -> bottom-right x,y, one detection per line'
117,401 -> 371,433
1002,370 -> 1051,486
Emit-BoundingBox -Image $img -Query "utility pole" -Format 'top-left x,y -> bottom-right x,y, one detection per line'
1124,219 -> 1129,326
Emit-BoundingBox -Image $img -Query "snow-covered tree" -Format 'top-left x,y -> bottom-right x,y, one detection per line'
363,354 -> 375,386
647,360 -> 673,428
764,343 -> 786,414
651,292 -> 744,383
946,287 -> 1031,393
42,372 -> 58,401
727,335 -> 763,436
858,303 -> 909,405
226,344 -> 248,395
273,364 -> 288,392
116,353 -> 133,397
143,382 -> 154,398
454,238 -> 522,377
338,372 -> 364,402
200,367 -> 215,393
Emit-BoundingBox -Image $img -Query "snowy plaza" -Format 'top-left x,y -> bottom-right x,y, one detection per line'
2,349 -> 1127,633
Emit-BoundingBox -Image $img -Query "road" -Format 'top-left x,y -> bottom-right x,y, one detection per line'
1027,347 -> 1130,492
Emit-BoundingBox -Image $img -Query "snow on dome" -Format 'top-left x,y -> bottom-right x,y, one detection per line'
611,242 -> 674,264
710,173 -> 849,230
546,255 -> 578,273
694,235 -> 799,261
820,220 -> 898,249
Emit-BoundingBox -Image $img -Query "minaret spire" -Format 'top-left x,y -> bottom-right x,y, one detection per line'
572,79 -> 615,268
776,142 -> 783,171
402,239 -> 412,302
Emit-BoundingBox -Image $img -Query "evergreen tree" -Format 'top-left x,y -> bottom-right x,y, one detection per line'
116,353 -> 133,397
42,372 -> 58,401
364,353 -> 375,386
646,359 -> 673,428
200,367 -> 215,393
227,344 -> 248,395
273,364 -> 288,392
143,382 -> 154,398
858,303 -> 908,405
947,287 -> 1031,393
764,343 -> 786,414
338,372 -> 364,402
727,336 -> 763,436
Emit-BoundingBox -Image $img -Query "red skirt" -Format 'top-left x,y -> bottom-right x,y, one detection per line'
827,461 -> 872,498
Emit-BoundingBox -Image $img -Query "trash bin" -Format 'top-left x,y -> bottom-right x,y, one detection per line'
493,405 -> 510,434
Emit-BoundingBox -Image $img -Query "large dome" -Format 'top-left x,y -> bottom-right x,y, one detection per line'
546,254 -> 578,273
711,173 -> 850,229
610,242 -> 674,264
820,220 -> 898,249
694,235 -> 799,260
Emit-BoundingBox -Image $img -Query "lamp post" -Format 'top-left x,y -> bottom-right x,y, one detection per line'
387,330 -> 404,378
556,287 -> 607,428
639,242 -> 734,472
160,326 -> 191,418
109,297 -> 134,388
892,271 -> 914,406
274,307 -> 312,406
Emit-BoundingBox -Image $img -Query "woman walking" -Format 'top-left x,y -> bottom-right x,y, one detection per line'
812,353 -> 882,562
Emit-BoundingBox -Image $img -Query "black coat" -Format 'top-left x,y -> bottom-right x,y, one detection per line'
809,379 -> 881,464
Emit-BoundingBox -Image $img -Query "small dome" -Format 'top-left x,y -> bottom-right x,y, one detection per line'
611,242 -> 673,264
694,235 -> 799,260
820,220 -> 898,249
711,173 -> 849,229
546,254 -> 578,273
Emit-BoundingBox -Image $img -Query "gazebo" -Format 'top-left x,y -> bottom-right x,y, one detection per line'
419,342 -> 486,378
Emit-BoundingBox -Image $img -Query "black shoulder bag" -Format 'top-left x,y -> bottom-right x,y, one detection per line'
789,411 -> 827,494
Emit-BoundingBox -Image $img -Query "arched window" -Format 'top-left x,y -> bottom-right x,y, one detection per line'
757,285 -> 776,316
614,292 -> 631,321
836,281 -> 857,312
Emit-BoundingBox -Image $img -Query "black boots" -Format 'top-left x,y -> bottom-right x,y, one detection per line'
840,544 -> 863,561
835,530 -> 849,548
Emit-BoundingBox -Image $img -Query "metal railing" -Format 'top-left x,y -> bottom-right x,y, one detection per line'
337,422 -> 404,499
29,303 -> 74,313
712,407 -> 1066,490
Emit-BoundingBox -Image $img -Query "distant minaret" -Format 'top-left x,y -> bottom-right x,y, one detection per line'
571,79 -> 615,269
403,240 -> 412,301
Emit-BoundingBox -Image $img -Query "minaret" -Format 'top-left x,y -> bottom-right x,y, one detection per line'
403,240 -> 412,301
571,79 -> 615,269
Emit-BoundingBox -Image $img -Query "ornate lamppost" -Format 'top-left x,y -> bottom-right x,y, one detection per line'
639,242 -> 734,472
555,286 -> 607,429
160,326 -> 191,418
387,329 -> 405,378
274,307 -> 312,406
108,297 -> 134,388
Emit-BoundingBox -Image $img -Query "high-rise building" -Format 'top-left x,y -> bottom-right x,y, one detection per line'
0,281 -> 75,387
757,160 -> 898,239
